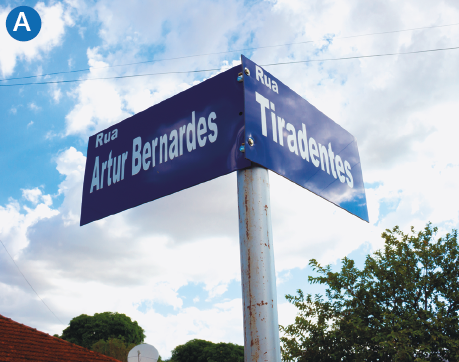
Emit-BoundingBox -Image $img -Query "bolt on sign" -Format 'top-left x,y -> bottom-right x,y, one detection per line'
80,55 -> 368,226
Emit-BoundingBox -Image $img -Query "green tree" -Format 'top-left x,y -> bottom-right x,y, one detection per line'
171,339 -> 213,362
171,339 -> 244,362
92,337 -> 136,362
61,312 -> 145,349
280,223 -> 459,361
201,342 -> 244,362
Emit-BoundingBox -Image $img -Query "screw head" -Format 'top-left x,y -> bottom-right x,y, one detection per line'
248,137 -> 254,146
239,144 -> 245,152
237,72 -> 243,82
244,67 -> 250,76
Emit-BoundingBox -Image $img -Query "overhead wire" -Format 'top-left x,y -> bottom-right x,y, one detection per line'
261,45 -> 459,66
0,239 -> 64,325
1,21 -> 458,83
0,45 -> 458,87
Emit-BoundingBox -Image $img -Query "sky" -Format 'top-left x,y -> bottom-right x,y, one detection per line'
1,0 -> 459,358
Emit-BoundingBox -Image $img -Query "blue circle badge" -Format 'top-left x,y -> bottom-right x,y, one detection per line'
6,6 -> 42,42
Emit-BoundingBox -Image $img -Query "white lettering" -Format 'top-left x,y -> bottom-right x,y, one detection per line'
344,160 -> 354,188
96,133 -> 103,148
271,112 -> 277,143
169,130 -> 179,160
142,142 -> 151,170
277,117 -> 285,146
101,161 -> 107,189
197,117 -> 207,147
13,12 -> 31,32
160,134 -> 168,163
207,112 -> 218,143
250,91 -> 354,189
107,151 -> 113,186
152,138 -> 158,167
132,137 -> 142,175
335,155 -> 345,183
179,125 -> 186,155
113,155 -> 121,183
264,75 -> 271,89
186,111 -> 196,152
328,143 -> 337,179
255,92 -> 269,137
111,129 -> 118,141
319,143 -> 330,174
309,138 -> 320,167
121,152 -> 128,180
270,103 -> 277,143
298,124 -> 309,161
286,123 -> 298,155
256,66 -> 264,84
90,156 -> 100,193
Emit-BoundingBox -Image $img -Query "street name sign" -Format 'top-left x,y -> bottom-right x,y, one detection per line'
81,56 -> 368,225
242,55 -> 369,222
80,66 -> 250,226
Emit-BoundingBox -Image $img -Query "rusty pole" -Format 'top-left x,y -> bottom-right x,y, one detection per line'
237,165 -> 281,362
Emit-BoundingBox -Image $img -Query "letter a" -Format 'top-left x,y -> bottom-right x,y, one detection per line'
14,12 -> 31,32
90,156 -> 100,193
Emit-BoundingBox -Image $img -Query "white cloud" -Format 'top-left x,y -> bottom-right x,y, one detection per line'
0,195 -> 58,258
0,2 -> 75,77
22,188 -> 44,205
28,102 -> 41,111
51,87 -> 62,103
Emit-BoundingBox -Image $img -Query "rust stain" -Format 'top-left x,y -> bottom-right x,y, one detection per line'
244,192 -> 250,241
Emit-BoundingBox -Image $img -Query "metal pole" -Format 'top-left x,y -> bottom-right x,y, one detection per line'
237,165 -> 281,362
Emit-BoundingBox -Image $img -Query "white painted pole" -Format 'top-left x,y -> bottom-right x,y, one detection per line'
237,165 -> 281,362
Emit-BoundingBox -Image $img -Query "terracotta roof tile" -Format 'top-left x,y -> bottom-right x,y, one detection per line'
0,314 -> 122,362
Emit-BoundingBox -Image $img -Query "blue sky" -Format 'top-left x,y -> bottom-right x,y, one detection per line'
1,0 -> 459,358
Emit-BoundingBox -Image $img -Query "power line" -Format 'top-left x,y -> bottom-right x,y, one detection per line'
0,239 -> 64,325
1,45 -> 458,87
1,21 -> 458,83
0,67 -> 221,86
261,45 -> 459,66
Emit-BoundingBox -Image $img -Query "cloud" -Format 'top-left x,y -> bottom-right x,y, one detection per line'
51,87 -> 62,103
0,195 -> 58,258
0,2 -> 75,77
28,102 -> 41,112
22,188 -> 46,205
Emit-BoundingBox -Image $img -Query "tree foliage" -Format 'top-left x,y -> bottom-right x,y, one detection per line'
92,337 -> 136,362
61,312 -> 145,350
170,339 -> 244,362
200,342 -> 244,362
280,223 -> 459,361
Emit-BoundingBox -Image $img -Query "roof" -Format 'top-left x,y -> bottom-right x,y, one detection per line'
0,314 -> 121,362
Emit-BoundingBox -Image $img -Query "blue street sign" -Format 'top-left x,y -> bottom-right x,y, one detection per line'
80,65 -> 250,226
241,55 -> 369,222
81,56 -> 368,226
